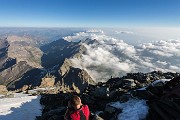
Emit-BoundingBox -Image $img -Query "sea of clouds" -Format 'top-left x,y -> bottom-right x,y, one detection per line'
63,29 -> 180,82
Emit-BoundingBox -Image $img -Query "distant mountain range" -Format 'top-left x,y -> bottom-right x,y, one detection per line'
0,28 -> 180,93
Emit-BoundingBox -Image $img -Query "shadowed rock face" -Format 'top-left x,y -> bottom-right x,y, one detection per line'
0,38 -> 9,52
40,38 -> 96,91
40,39 -> 85,68
0,38 -> 41,91
61,67 -> 95,92
0,61 -> 33,85
0,38 -> 16,72
7,67 -> 42,91
58,58 -> 95,92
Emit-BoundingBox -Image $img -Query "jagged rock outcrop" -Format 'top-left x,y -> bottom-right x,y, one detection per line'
40,74 -> 56,88
58,58 -> 95,92
59,58 -> 73,76
62,67 -> 95,91
40,39 -> 87,68
0,85 -> 8,94
82,38 -> 100,45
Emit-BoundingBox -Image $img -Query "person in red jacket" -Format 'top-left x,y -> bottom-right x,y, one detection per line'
64,95 -> 90,120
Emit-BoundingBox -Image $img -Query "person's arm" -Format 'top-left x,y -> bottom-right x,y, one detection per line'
64,107 -> 70,120
87,105 -> 90,118
84,105 -> 90,120
64,101 -> 72,120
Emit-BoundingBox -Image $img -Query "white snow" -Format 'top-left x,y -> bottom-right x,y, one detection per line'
0,94 -> 5,97
27,87 -> 56,95
0,93 -> 41,120
137,79 -> 171,91
111,99 -> 149,120
151,79 -> 171,86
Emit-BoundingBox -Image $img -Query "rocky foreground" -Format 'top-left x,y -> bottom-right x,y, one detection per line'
37,71 -> 180,120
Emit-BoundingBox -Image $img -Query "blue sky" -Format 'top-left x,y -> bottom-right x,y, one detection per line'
0,0 -> 180,28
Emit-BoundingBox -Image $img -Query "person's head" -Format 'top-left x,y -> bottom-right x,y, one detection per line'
70,95 -> 82,109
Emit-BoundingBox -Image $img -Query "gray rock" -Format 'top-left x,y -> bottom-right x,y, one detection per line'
121,79 -> 136,89
90,86 -> 109,98
60,65 -> 95,92
92,115 -> 104,120
40,74 -> 55,88
0,85 -> 8,94
105,104 -> 118,114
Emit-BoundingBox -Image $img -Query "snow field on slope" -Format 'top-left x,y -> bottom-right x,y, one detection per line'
0,93 -> 41,120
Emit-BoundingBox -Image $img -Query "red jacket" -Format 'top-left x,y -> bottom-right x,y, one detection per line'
66,105 -> 90,120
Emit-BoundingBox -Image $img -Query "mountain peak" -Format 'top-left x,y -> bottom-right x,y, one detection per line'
82,38 -> 100,45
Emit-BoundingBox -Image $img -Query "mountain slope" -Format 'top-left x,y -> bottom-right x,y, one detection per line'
0,38 -> 43,91
58,58 -> 95,91
0,38 -> 16,72
40,39 -> 86,68
7,35 -> 43,68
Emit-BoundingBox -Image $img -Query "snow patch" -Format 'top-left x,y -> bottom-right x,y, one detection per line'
0,95 -> 5,97
0,93 -> 41,120
111,99 -> 149,120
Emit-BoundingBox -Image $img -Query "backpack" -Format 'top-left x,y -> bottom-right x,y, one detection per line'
79,109 -> 86,120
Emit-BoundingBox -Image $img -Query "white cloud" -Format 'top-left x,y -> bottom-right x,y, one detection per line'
169,65 -> 179,70
115,31 -> 134,34
64,30 -> 180,82
150,50 -> 173,57
139,39 -> 180,57
63,29 -> 104,42
156,60 -> 168,65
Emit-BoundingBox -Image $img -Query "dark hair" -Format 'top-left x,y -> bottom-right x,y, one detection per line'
70,95 -> 81,107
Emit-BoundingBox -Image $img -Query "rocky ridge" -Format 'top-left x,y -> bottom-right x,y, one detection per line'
40,39 -> 86,68
7,35 -> 43,68
0,38 -> 16,72
0,38 -> 42,92
0,37 -> 95,94
39,38 -> 95,92
38,71 -> 180,120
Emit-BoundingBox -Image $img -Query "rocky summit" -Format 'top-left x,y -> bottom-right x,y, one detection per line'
38,71 -> 180,120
